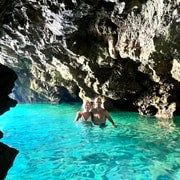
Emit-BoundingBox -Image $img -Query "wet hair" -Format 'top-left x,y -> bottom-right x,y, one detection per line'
94,97 -> 104,108
82,100 -> 91,110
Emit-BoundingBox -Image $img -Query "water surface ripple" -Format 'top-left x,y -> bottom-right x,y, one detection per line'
0,104 -> 179,180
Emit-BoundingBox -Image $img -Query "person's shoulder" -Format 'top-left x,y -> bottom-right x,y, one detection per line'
77,111 -> 83,116
101,108 -> 107,112
103,109 -> 110,114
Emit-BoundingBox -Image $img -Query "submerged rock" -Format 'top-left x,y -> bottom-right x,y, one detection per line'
0,131 -> 3,139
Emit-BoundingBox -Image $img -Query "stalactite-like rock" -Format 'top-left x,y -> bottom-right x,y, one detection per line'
0,0 -> 179,118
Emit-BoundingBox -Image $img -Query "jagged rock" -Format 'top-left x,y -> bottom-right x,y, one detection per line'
0,64 -> 17,115
0,0 -> 179,118
0,64 -> 18,179
0,142 -> 19,180
0,131 -> 3,139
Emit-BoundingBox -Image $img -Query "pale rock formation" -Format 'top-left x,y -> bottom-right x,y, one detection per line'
0,0 -> 179,118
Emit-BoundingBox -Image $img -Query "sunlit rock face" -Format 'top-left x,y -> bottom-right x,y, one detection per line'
0,0 -> 179,118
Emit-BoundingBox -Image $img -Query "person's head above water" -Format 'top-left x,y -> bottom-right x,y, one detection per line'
82,100 -> 93,112
94,97 -> 104,108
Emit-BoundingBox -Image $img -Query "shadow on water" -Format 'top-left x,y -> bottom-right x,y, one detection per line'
173,116 -> 180,127
82,153 -> 109,164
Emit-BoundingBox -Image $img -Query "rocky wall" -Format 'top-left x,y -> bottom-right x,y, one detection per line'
0,0 -> 179,118
0,64 -> 19,180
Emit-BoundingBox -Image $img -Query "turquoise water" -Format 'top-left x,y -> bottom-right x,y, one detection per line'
0,104 -> 179,180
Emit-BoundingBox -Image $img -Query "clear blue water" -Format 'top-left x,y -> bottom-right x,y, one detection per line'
0,104 -> 179,180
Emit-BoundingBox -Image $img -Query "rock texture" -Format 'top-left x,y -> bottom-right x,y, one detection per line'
0,142 -> 19,180
0,64 -> 17,115
0,0 -> 179,118
0,64 -> 18,179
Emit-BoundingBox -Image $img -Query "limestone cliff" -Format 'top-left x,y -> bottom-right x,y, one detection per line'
0,0 -> 179,118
